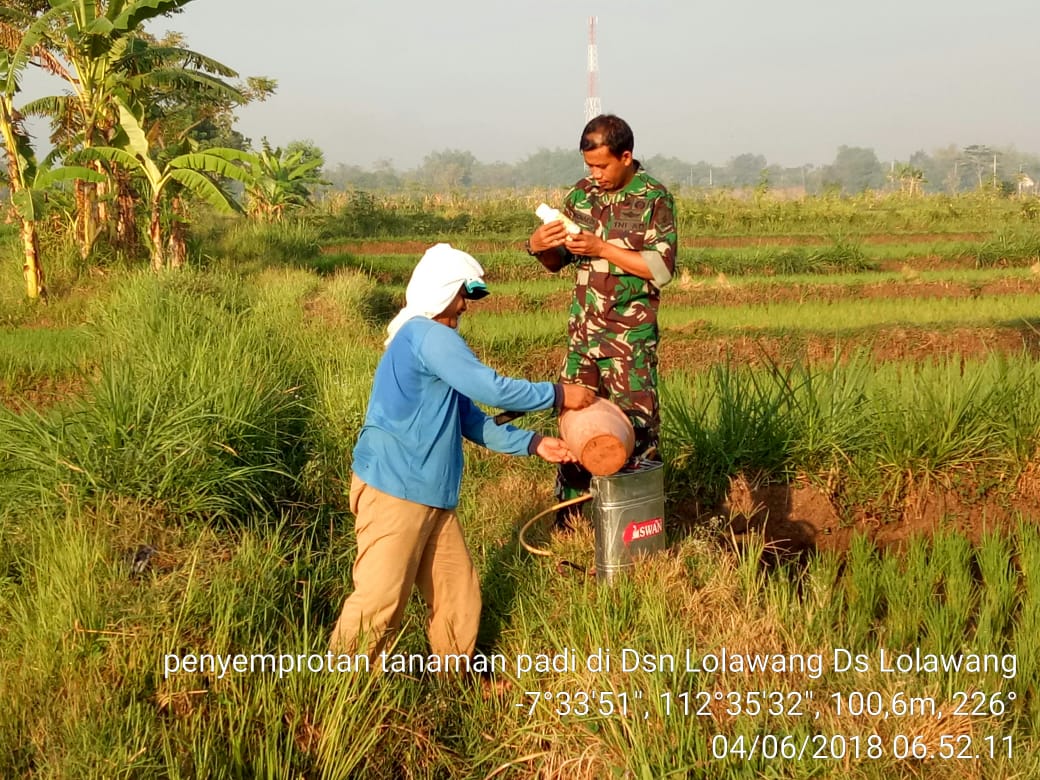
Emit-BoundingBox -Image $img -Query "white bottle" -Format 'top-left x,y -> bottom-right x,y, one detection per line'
535,203 -> 581,235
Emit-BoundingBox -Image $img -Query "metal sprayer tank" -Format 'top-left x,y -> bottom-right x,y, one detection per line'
559,397 -> 666,581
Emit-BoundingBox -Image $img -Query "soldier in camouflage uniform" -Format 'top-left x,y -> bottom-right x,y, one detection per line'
525,115 -> 678,525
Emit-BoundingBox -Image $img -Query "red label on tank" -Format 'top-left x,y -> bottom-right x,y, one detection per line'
623,518 -> 663,545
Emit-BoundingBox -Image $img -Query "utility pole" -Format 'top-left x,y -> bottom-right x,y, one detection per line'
585,16 -> 601,124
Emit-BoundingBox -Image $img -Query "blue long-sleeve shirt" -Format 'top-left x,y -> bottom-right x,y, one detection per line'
351,317 -> 559,509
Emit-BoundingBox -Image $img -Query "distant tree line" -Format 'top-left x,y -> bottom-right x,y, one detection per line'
325,144 -> 1040,196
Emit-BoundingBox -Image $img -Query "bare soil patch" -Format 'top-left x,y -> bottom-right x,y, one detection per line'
671,470 -> 1040,559
0,374 -> 89,413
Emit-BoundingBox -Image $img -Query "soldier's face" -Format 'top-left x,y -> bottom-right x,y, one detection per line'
582,143 -> 634,192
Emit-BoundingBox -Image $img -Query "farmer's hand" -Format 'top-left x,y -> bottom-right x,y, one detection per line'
535,436 -> 578,464
561,384 -> 595,410
528,221 -> 569,253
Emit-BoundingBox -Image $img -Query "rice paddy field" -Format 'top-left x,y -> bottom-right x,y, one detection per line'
2,189 -> 1040,778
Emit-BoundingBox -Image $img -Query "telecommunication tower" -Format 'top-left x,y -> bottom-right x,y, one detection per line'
584,16 -> 601,123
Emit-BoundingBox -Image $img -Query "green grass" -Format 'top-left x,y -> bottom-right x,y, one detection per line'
671,265 -> 1040,290
202,217 -> 323,270
0,271 -> 318,518
3,202 -> 1040,776
662,354 -> 1040,510
315,236 -> 1040,301
8,498 -> 1040,777
661,292 -> 1040,333
0,326 -> 95,381
683,232 -> 1040,271
458,289 -> 1040,356
309,189 -> 1040,242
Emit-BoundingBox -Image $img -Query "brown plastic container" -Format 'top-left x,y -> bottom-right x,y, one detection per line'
559,397 -> 635,476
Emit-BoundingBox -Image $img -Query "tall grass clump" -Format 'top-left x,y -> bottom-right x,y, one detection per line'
300,356 -> 375,508
662,353 -> 1040,511
921,533 -> 976,655
317,266 -> 400,329
0,326 -> 96,409
850,356 -> 1037,508
836,534 -> 884,647
321,190 -> 470,238
0,271 -> 315,520
764,353 -> 875,477
687,237 -> 874,276
969,229 -> 1040,268
662,364 -> 797,503
0,494 -> 400,777
209,218 -> 323,268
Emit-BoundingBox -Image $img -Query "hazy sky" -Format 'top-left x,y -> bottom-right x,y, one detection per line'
95,0 -> 1040,169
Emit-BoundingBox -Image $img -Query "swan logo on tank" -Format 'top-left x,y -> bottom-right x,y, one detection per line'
623,517 -> 663,546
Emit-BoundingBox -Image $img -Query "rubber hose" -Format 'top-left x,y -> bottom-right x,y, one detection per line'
518,493 -> 593,557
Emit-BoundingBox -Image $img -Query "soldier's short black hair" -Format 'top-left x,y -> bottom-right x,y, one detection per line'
580,114 -> 634,158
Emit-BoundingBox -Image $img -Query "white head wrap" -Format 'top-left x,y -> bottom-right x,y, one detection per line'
384,243 -> 489,347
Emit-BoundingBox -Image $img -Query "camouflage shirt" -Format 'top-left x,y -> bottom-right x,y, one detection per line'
559,168 -> 678,358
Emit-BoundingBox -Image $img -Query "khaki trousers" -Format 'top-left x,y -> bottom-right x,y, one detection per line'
328,474 -> 481,662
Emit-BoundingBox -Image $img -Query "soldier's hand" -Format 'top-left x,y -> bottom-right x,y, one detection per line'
535,436 -> 578,464
561,384 -> 596,410
563,230 -> 605,257
529,222 -> 569,253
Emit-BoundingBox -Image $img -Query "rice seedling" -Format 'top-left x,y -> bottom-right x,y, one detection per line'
1010,521 -> 1040,694
839,534 -> 884,648
973,532 -> 1018,653
920,533 -> 976,657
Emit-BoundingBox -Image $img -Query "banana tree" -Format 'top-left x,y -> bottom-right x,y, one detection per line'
99,33 -> 254,253
1,21 -> 101,299
245,139 -> 327,222
11,0 -> 198,257
77,100 -> 252,270
0,110 -> 105,298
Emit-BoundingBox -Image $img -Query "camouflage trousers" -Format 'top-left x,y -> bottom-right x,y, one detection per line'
555,343 -> 660,504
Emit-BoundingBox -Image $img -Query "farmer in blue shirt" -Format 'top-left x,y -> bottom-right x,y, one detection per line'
329,243 -> 594,663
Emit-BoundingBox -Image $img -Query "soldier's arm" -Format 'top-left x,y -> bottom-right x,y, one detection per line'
639,191 -> 678,287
